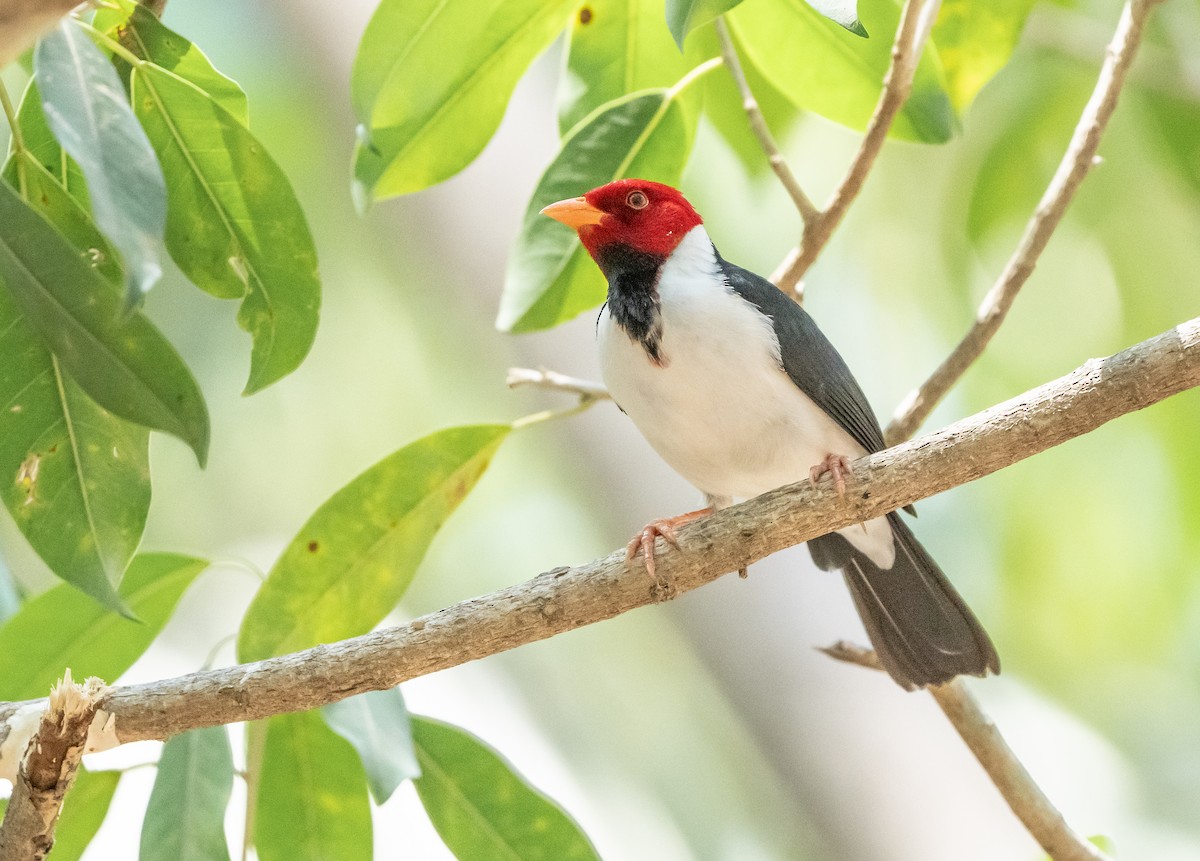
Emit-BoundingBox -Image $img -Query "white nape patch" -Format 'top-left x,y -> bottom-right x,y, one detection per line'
0,702 -> 45,784
598,225 -> 895,568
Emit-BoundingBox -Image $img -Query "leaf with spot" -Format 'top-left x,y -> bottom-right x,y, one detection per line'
0,554 -> 207,699
558,0 -> 694,135
95,0 -> 249,125
0,163 -> 184,608
129,63 -> 319,394
34,20 -> 167,305
729,0 -> 955,143
0,177 -> 210,468
932,0 -> 1036,112
351,0 -> 578,201
499,88 -> 693,333
255,711 -> 372,861
237,424 -> 511,662
322,687 -> 421,804
413,716 -> 600,861
140,726 -> 234,861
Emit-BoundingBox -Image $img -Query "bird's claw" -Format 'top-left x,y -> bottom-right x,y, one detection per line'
626,507 -> 713,580
626,521 -> 679,580
810,453 -> 853,498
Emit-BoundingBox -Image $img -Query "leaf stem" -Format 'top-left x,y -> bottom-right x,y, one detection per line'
0,78 -> 28,199
511,397 -> 601,431
70,16 -> 144,68
667,57 -> 724,101
507,367 -> 611,430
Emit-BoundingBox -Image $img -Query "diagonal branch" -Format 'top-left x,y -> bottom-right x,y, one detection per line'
713,17 -> 819,225
770,0 -> 943,298
0,672 -> 107,861
822,643 -> 1109,861
0,316 -> 1193,758
884,0 -> 1166,445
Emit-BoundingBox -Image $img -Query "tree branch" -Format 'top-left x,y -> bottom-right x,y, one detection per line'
0,317 -> 1191,761
506,367 -> 610,401
822,643 -> 1109,860
713,16 -> 819,225
884,0 -> 1165,445
0,673 -> 107,861
770,0 -> 943,297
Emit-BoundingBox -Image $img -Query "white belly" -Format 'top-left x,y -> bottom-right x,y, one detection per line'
597,227 -> 894,568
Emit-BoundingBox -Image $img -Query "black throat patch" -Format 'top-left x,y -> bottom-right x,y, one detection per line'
597,244 -> 667,366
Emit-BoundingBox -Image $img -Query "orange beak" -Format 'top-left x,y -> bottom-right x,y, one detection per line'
540,196 -> 606,229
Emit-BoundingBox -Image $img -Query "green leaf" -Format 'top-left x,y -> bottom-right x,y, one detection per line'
1143,88 -> 1200,201
237,424 -> 511,662
0,553 -> 207,700
41,768 -> 121,861
34,20 -> 167,305
0,178 -> 210,466
351,0 -> 578,200
665,0 -> 745,47
558,0 -> 693,135
255,712 -> 372,861
2,80 -> 88,208
932,0 -> 1035,111
498,89 -> 692,333
322,688 -> 420,804
98,0 -> 250,126
691,25 -> 798,175
413,716 -> 600,861
0,157 -> 148,610
140,727 -> 234,861
730,0 -> 955,143
130,64 -> 320,394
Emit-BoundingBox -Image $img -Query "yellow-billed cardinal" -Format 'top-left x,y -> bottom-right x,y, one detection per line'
542,179 -> 999,690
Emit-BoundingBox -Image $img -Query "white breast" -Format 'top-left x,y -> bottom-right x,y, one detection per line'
597,226 -> 895,567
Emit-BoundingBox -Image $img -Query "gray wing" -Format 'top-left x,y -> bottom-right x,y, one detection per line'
720,257 -> 888,455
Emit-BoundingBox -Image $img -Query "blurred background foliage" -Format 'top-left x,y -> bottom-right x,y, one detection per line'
1,0 -> 1199,857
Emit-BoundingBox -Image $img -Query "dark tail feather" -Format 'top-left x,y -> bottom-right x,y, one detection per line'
808,512 -> 999,690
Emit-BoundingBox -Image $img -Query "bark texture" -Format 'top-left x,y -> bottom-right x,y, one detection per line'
0,674 -> 106,861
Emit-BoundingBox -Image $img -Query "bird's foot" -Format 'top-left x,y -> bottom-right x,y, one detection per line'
626,507 -> 714,580
810,453 -> 853,498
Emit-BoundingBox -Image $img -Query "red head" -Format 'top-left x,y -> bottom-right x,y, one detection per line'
540,180 -> 703,265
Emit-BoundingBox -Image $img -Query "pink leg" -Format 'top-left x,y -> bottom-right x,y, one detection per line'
626,507 -> 713,578
810,453 -> 853,498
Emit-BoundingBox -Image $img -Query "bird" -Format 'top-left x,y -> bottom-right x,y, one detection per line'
540,179 -> 999,690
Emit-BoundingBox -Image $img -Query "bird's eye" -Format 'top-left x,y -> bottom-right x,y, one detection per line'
626,190 -> 649,210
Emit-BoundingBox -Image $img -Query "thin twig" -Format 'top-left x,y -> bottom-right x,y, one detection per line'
822,643 -> 1109,861
0,673 -> 107,861
0,316 -> 1191,754
884,0 -> 1166,445
771,0 -> 943,298
507,367 -> 611,429
713,17 -> 819,225
506,367 -> 611,401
